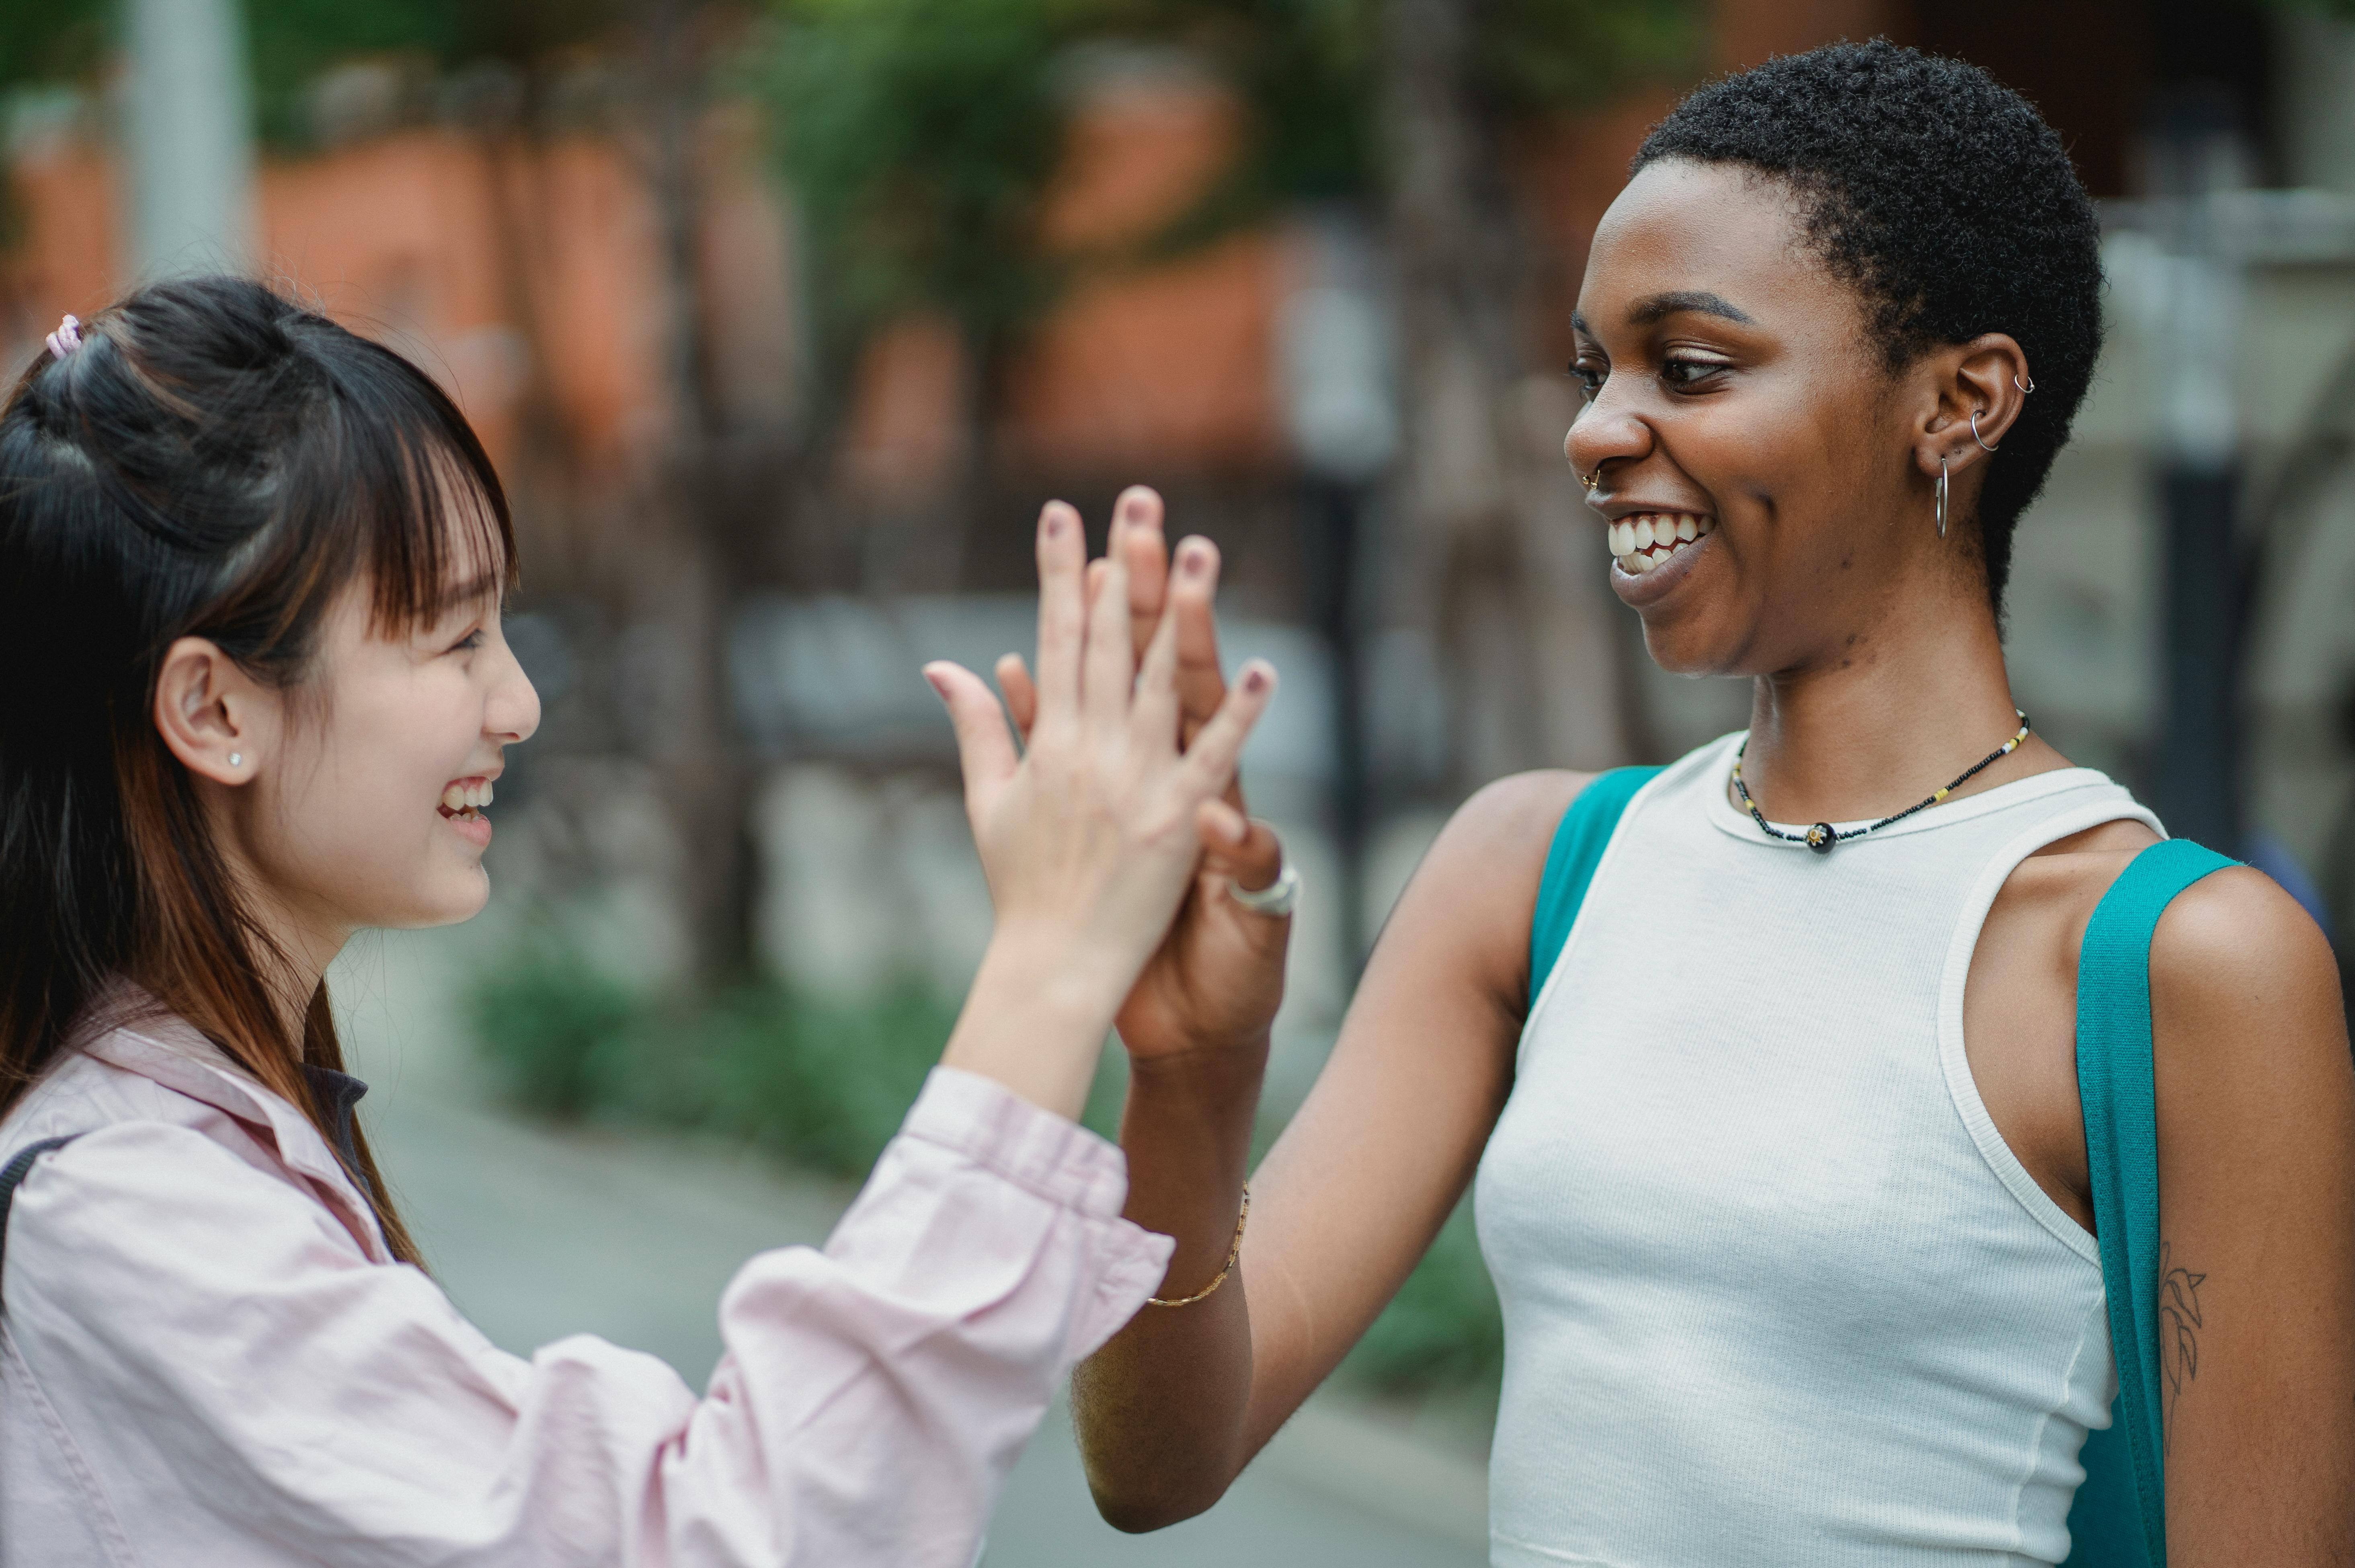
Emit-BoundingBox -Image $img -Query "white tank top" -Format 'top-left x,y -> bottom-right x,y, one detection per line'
1475,732 -> 2160,1567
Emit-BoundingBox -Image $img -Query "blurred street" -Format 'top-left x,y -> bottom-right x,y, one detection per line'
329,926 -> 1489,1568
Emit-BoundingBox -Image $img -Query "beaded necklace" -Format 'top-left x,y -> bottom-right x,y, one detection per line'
1731,711 -> 2031,855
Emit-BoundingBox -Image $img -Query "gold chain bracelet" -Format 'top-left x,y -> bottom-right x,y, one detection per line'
1145,1184 -> 1251,1308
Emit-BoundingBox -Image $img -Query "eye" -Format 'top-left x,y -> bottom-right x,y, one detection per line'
1568,359 -> 1606,401
449,626 -> 486,654
1660,355 -> 1731,392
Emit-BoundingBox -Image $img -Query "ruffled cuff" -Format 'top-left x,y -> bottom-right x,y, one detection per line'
832,1067 -> 1172,1359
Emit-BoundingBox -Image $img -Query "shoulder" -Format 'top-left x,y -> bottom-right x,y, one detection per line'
2151,861 -> 2333,974
1433,769 -> 1596,867
2,1044 -> 185,1153
1415,767 -> 1626,916
1379,771 -> 1596,1010
16,1117 -> 293,1218
2148,865 -> 2346,1067
9,1120 -> 363,1295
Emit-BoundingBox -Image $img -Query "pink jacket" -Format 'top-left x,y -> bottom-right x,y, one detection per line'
0,1007 -> 1171,1566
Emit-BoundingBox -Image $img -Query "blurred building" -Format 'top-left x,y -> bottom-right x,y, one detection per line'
6,0 -> 2354,1054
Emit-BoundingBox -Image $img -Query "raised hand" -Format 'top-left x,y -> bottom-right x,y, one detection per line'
993,486 -> 1293,1066
923,499 -> 1275,1117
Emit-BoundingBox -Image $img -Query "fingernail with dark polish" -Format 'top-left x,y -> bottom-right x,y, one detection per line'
1243,665 -> 1269,693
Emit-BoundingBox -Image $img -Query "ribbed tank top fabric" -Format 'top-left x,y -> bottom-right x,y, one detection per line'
1475,733 -> 2162,1568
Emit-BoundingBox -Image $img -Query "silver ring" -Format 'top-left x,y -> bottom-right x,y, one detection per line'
1227,861 -> 1300,918
1969,408 -> 1999,453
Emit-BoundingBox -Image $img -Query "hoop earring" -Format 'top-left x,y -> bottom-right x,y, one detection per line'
1969,409 -> 1999,453
2014,372 -> 2035,394
1936,456 -> 1949,539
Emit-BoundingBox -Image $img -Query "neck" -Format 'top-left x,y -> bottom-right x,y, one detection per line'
221,853 -> 350,1051
1736,583 -> 2053,824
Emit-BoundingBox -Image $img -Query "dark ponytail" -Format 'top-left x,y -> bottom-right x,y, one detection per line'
0,276 -> 519,1266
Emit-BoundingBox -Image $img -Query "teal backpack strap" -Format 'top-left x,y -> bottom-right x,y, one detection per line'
1528,766 -> 1663,1009
2063,837 -> 2238,1568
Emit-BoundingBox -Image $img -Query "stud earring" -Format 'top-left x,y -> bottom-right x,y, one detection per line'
1935,456 -> 1949,539
228,753 -> 242,768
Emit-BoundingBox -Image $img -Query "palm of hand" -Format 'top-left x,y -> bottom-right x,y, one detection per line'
970,757 -> 1201,969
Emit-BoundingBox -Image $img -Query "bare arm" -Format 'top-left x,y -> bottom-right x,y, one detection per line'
1072,767 -> 1586,1529
2148,868 -> 2355,1564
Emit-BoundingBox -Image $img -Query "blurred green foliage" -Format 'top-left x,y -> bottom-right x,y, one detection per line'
466,937 -> 644,1118
238,0 -> 624,145
468,938 -> 955,1177
759,0 -> 1077,391
668,980 -> 956,1174
758,0 -> 1700,410
0,0 -> 624,141
0,0 -> 111,96
1345,1201 -> 1504,1398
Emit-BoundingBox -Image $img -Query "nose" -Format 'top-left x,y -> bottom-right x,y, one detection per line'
490,641 -> 541,746
1563,385 -> 1654,491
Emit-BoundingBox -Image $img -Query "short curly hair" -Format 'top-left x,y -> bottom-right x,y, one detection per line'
1634,39 -> 2102,617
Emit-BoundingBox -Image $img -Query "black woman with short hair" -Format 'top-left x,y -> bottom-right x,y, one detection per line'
1065,41 -> 2355,1564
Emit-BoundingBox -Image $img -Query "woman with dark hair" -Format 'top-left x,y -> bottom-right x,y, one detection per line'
0,276 -> 1277,1563
1071,41 -> 2355,1562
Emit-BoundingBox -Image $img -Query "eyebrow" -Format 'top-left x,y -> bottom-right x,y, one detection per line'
1571,291 -> 1756,339
1629,290 -> 1754,326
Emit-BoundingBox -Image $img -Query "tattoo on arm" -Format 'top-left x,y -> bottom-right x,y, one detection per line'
2159,1242 -> 2206,1455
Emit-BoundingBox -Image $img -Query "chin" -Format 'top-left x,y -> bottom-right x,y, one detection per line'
393,870 -> 493,930
1637,617 -> 1738,679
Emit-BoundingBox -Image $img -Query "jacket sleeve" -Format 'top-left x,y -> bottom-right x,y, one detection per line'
3,1066 -> 1172,1568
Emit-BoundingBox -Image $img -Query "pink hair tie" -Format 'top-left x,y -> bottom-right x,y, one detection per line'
45,314 -> 82,361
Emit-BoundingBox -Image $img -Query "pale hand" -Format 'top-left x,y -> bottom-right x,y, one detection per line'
926,498 -> 1276,1033
994,486 -> 1293,1064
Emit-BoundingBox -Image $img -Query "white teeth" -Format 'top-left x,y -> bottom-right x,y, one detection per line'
443,780 -> 494,813
1608,512 -> 1718,573
441,783 -> 466,812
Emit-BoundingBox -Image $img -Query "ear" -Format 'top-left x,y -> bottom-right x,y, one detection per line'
152,637 -> 275,786
1914,332 -> 2031,484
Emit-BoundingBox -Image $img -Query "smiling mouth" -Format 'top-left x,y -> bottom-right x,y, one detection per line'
1608,512 -> 1715,574
439,778 -> 494,822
